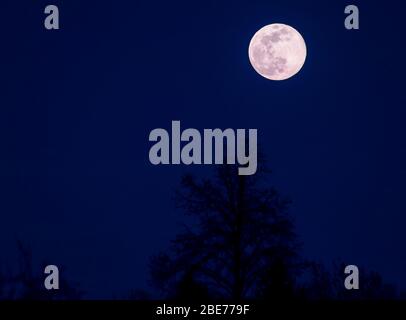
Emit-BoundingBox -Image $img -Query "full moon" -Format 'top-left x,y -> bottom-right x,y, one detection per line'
248,23 -> 307,80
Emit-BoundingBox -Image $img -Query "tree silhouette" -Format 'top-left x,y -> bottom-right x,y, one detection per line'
149,159 -> 401,301
0,240 -> 82,300
298,261 -> 399,300
150,161 -> 301,300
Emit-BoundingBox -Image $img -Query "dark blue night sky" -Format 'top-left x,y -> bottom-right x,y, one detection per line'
1,0 -> 406,298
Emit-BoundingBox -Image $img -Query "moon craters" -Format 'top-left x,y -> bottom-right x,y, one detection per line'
248,24 -> 307,81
